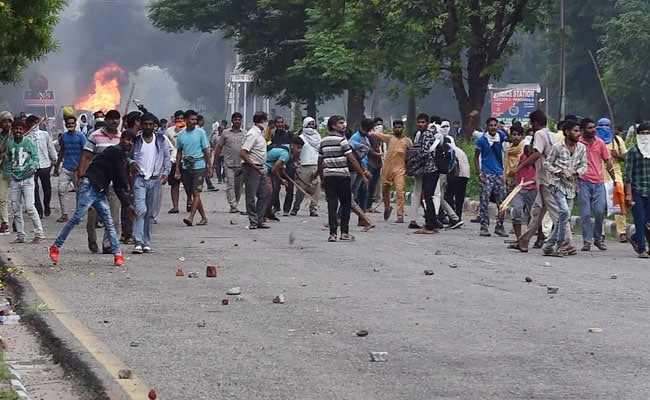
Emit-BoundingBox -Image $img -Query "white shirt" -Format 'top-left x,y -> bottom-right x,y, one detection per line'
241,125 -> 267,165
165,126 -> 181,160
140,138 -> 157,179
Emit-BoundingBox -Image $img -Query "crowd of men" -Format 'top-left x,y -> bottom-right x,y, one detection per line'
0,105 -> 647,267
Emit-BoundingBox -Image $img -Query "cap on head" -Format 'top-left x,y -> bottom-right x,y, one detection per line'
597,117 -> 611,126
0,111 -> 13,122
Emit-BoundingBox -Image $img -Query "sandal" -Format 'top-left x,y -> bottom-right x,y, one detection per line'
183,218 -> 193,227
168,208 -> 179,214
415,228 -> 436,234
542,247 -> 567,257
56,214 -> 68,222
339,233 -> 355,241
328,234 -> 337,242
362,224 -> 375,232
508,242 -> 528,253
11,238 -> 25,244
638,252 -> 650,259
564,245 -> 578,256
197,219 -> 208,226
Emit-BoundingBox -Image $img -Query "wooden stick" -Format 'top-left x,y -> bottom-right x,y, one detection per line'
588,50 -> 616,129
123,83 -> 136,116
498,180 -> 535,216
284,174 -> 319,206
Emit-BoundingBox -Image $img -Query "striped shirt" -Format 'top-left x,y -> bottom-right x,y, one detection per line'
319,132 -> 352,177
85,128 -> 121,155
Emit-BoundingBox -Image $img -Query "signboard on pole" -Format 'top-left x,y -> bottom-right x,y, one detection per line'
489,83 -> 541,126
230,73 -> 253,83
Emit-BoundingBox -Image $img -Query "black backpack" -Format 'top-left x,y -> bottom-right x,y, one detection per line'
434,137 -> 456,174
406,134 -> 425,177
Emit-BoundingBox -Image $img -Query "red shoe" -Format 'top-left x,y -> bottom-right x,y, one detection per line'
48,245 -> 59,263
114,253 -> 126,267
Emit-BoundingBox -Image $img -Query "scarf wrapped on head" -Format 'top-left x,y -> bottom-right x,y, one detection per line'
596,117 -> 613,144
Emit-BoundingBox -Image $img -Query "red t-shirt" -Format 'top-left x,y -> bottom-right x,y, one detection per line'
516,153 -> 536,190
579,136 -> 610,184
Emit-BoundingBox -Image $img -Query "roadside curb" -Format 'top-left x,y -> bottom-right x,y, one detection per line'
0,261 -> 113,400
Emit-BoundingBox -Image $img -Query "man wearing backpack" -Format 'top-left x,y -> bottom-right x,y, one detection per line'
474,117 -> 508,237
407,114 -> 434,229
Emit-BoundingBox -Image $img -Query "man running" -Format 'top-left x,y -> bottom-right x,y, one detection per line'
49,130 -> 137,267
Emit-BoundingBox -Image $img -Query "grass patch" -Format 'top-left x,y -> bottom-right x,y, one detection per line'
0,390 -> 19,400
0,350 -> 18,400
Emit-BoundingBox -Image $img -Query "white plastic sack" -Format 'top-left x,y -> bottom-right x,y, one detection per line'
605,181 -> 621,216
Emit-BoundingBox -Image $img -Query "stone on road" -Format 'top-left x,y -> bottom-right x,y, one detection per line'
7,185 -> 650,399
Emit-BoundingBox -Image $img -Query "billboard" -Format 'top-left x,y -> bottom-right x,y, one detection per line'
489,83 -> 541,125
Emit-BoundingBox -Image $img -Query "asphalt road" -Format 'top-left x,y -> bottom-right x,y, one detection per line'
6,181 -> 650,399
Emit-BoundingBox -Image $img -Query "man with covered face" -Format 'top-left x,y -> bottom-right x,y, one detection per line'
291,117 -> 321,217
53,116 -> 86,222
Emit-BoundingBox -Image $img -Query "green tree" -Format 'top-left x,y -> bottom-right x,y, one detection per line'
599,0 -> 650,124
0,0 -> 66,83
539,0 -> 615,122
438,0 -> 553,136
291,0 -> 386,125
149,0 -> 336,118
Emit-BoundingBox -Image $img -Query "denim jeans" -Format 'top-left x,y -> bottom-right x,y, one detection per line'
631,190 -> 650,253
11,176 -> 43,240
54,178 -> 120,254
350,171 -> 368,209
545,185 -> 574,249
87,186 -> 121,249
365,165 -> 381,210
577,179 -> 606,244
132,176 -> 161,247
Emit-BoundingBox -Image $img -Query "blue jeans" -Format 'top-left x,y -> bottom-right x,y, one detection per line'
132,176 -> 161,247
365,165 -> 381,210
54,178 -> 120,254
577,179 -> 606,244
631,190 -> 650,253
546,185 -> 573,248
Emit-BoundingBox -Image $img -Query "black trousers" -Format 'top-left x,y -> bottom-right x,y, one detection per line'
445,176 -> 469,220
422,171 -> 440,230
324,176 -> 351,235
34,166 -> 52,216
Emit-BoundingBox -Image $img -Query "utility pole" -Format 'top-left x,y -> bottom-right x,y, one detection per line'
558,0 -> 566,122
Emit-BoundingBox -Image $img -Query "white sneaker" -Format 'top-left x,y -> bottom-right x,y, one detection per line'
143,245 -> 152,253
132,245 -> 143,254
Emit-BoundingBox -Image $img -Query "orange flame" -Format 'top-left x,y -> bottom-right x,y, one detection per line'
75,62 -> 126,112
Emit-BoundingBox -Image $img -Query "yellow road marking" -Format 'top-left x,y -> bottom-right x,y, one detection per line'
12,254 -> 152,400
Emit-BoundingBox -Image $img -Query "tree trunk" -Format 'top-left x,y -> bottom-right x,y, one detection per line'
450,56 -> 490,140
406,93 -> 416,137
306,92 -> 317,119
347,87 -> 365,130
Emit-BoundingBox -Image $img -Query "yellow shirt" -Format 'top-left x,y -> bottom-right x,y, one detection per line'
605,135 -> 627,181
